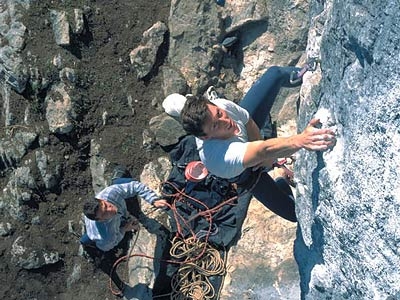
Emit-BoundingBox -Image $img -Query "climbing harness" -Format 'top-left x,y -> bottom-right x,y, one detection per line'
290,57 -> 320,84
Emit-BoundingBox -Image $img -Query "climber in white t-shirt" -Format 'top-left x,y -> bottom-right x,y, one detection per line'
168,65 -> 336,222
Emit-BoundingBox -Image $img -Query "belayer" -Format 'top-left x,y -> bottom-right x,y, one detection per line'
81,165 -> 167,294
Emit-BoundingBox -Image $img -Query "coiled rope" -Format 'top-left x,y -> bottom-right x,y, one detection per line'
169,236 -> 227,300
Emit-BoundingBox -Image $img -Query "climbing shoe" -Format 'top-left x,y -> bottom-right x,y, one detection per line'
290,57 -> 320,84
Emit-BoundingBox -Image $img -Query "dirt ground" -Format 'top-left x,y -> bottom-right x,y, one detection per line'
0,1 -> 171,299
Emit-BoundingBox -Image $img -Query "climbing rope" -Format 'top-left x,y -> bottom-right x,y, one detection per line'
109,226 -> 141,296
169,236 -> 227,300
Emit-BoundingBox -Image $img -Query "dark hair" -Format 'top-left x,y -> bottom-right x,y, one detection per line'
180,95 -> 212,137
83,198 -> 100,220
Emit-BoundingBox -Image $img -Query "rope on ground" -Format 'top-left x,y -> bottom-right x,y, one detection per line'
109,227 -> 140,296
169,236 -> 226,300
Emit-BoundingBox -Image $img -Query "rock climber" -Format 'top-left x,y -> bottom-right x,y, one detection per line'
165,64 -> 336,222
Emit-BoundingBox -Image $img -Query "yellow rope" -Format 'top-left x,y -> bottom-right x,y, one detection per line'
169,236 -> 226,300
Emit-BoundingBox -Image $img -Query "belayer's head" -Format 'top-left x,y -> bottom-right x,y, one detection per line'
181,95 -> 239,140
83,198 -> 117,221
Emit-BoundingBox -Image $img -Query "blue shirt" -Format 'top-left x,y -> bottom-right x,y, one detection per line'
84,180 -> 159,251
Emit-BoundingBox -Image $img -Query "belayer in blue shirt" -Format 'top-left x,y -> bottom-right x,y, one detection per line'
83,171 -> 167,252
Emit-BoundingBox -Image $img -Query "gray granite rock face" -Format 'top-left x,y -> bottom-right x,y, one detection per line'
294,1 -> 400,299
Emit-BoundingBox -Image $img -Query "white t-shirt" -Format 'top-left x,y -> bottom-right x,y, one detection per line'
195,98 -> 250,179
